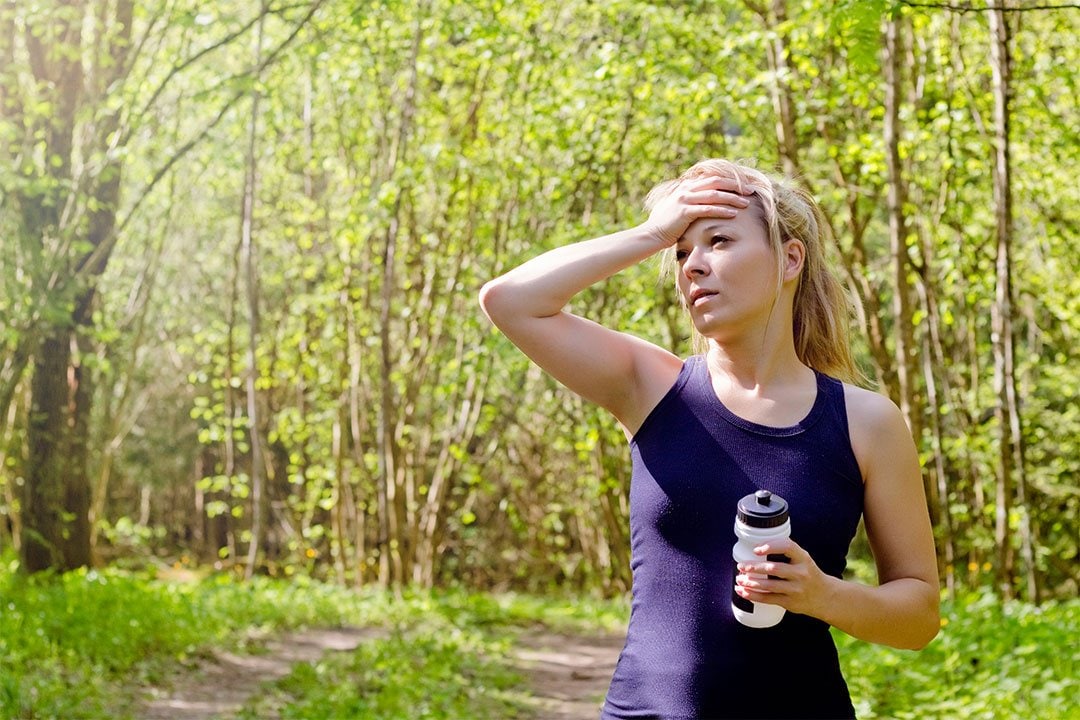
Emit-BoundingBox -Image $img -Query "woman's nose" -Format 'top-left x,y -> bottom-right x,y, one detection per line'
682,246 -> 709,277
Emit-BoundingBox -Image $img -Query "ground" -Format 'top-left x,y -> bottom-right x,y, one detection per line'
510,630 -> 624,719
139,627 -> 382,719
136,626 -> 622,720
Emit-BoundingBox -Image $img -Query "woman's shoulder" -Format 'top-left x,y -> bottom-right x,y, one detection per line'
620,349 -> 691,438
840,383 -> 902,422
840,383 -> 916,478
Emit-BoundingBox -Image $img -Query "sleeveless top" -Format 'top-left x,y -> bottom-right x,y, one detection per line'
601,356 -> 864,720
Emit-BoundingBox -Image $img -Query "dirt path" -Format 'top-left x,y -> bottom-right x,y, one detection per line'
137,624 -> 621,720
138,626 -> 381,720
510,630 -> 623,720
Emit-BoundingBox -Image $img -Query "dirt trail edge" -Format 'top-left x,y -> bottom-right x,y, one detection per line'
139,626 -> 382,720
511,630 -> 623,720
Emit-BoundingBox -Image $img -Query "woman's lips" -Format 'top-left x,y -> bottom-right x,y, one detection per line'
690,290 -> 718,306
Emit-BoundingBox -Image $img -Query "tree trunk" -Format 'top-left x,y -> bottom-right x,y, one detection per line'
24,171 -> 93,573
22,334 -> 69,572
921,313 -> 956,598
762,0 -> 801,178
15,0 -> 137,573
242,3 -> 267,581
222,225 -> 242,566
375,8 -> 424,588
987,0 -> 1037,602
883,15 -> 925,444
17,0 -> 85,573
344,256 -> 371,586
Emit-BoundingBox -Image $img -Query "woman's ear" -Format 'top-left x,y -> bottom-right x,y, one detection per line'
782,237 -> 806,282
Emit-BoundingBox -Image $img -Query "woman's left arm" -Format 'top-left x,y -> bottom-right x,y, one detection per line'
734,386 -> 940,650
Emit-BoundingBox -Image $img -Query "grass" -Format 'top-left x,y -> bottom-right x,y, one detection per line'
0,557 -> 625,720
836,590 -> 1079,719
234,614 -> 526,719
0,560 -> 380,719
235,589 -> 630,720
243,589 -> 1078,720
1,554 -> 1076,720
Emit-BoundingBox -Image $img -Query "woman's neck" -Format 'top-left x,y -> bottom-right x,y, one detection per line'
705,341 -> 809,389
704,343 -> 817,427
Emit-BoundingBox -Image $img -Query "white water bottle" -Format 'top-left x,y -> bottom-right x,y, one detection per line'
732,489 -> 791,628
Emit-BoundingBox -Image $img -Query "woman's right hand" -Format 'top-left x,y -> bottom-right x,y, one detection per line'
642,175 -> 755,247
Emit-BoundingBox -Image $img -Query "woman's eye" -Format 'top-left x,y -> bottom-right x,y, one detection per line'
712,235 -> 730,245
675,251 -> 687,261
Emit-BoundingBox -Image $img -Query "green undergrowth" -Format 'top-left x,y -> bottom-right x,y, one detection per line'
235,590 -> 629,720
243,589 -> 1078,720
234,615 -> 525,719
836,590 -> 1078,719
0,556 -> 626,720
0,561 -> 383,719
1,556 -> 1075,720
234,589 -> 1079,720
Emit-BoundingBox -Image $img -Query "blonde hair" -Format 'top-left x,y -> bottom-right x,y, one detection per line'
645,159 -> 862,384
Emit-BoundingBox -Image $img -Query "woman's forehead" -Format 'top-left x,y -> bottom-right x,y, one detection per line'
680,213 -> 764,241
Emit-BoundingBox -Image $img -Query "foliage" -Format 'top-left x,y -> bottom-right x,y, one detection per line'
1,557 -> 1077,720
0,559 -> 375,719
0,0 -> 1076,600
236,588 -> 634,719
837,591 -> 1079,719
235,614 -> 526,720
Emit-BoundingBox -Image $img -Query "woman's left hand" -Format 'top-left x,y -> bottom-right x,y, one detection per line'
734,537 -> 837,619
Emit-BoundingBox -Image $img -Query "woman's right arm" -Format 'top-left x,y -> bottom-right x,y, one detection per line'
478,175 -> 750,432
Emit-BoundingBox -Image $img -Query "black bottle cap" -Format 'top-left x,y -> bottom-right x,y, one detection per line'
737,489 -> 789,528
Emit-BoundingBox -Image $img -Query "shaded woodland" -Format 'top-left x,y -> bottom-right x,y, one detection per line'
0,0 -> 1077,603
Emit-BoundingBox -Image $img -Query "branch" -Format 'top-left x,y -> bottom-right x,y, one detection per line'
114,1 -> 170,99
86,86 -> 245,275
72,0 -> 325,287
0,335 -> 31,432
124,1 -> 312,144
899,1 -> 1080,11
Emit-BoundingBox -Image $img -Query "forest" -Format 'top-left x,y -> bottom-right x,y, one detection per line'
0,0 -> 1077,718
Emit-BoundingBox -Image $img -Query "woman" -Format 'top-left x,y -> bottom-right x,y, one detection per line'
479,159 -> 939,719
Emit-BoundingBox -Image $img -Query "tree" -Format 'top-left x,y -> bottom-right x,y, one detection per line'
0,0 -> 136,571
6,0 -> 1074,600
0,0 -> 320,572
986,0 -> 1036,602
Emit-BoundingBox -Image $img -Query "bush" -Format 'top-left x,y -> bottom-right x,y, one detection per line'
837,591 -> 1079,719
236,620 -> 525,720
2,559 -> 1074,720
0,562 -> 377,720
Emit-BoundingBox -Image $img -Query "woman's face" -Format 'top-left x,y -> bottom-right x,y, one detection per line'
673,207 -> 781,341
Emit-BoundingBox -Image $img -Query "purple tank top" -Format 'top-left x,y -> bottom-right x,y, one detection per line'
602,356 -> 863,719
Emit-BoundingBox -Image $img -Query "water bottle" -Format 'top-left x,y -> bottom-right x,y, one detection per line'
732,489 -> 791,628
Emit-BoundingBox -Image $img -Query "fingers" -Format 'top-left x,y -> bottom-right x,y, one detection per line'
666,176 -> 754,214
753,538 -> 806,561
735,538 -> 828,616
737,559 -> 793,581
680,189 -> 752,210
733,577 -> 785,608
684,175 -> 756,195
734,539 -> 808,591
644,175 -> 756,246
733,583 -> 776,606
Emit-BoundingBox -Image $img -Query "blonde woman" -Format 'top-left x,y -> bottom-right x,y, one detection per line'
479,159 -> 939,719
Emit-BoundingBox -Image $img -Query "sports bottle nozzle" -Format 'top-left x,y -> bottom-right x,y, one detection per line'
736,489 -> 789,528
